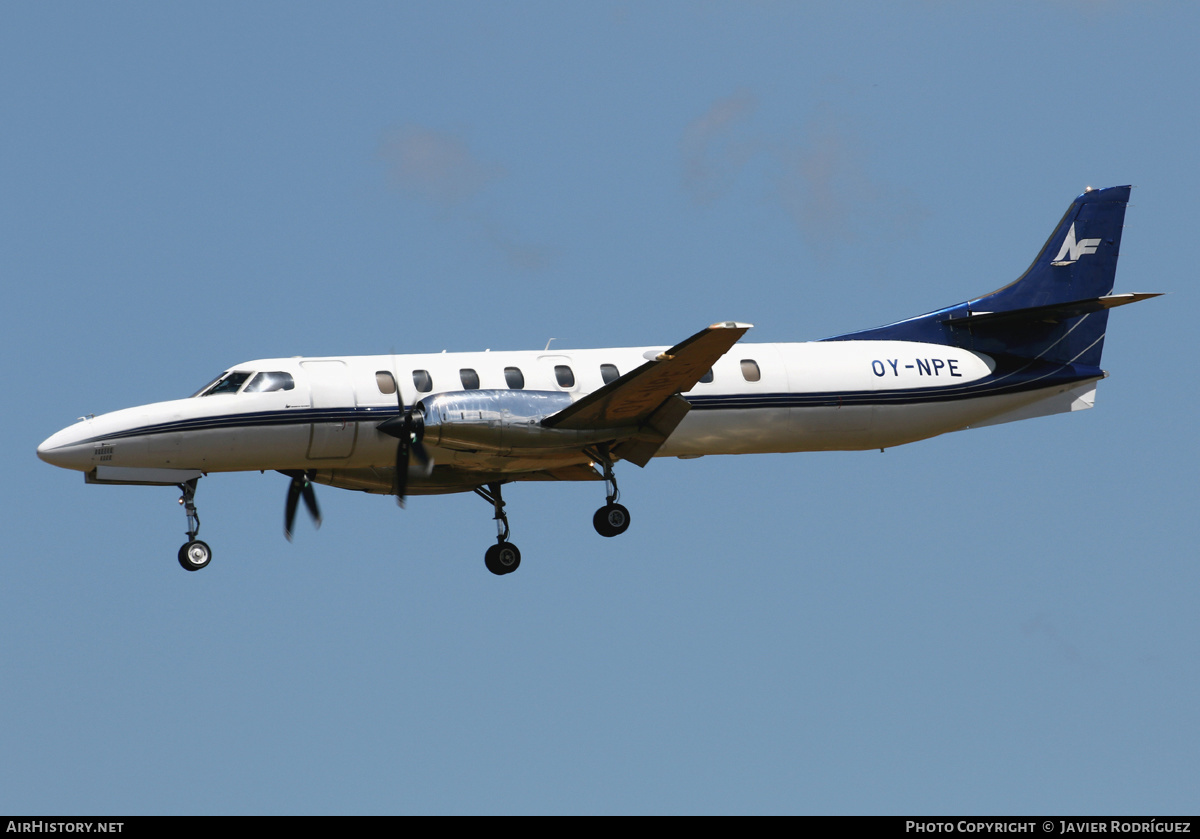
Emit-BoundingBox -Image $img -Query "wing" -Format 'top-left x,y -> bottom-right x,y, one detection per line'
543,321 -> 752,465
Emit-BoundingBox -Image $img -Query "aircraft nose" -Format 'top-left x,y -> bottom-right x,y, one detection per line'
37,423 -> 94,471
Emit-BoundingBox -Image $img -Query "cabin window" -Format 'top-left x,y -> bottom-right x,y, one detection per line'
460,368 -> 480,390
201,371 -> 251,396
244,371 -> 295,393
600,364 -> 619,384
740,359 -> 761,382
699,368 -> 714,384
375,371 -> 397,395
412,370 -> 433,393
554,365 -> 575,388
504,367 -> 525,389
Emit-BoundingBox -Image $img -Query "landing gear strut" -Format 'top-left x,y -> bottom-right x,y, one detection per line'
588,445 -> 630,538
470,451 -> 632,575
475,482 -> 520,575
176,478 -> 211,571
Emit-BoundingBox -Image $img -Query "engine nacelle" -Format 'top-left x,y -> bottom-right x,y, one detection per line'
418,390 -> 623,454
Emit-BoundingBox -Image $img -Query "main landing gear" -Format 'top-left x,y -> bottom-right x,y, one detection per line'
589,446 -> 630,538
473,450 -> 633,576
176,478 -> 212,571
475,482 -> 520,576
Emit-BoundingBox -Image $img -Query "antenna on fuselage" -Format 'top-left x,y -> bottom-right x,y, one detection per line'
544,338 -> 556,351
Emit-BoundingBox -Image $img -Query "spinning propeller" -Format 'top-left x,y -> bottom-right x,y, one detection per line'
376,385 -> 431,505
282,470 -> 321,541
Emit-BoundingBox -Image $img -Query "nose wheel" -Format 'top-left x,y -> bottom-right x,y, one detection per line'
176,479 -> 213,571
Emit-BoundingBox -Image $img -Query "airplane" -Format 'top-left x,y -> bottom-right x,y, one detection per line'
38,185 -> 1158,576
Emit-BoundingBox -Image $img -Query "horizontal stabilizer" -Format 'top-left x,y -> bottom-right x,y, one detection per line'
942,293 -> 1162,329
823,186 -> 1136,366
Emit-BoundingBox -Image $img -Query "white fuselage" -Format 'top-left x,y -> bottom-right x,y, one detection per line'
37,338 -> 1099,491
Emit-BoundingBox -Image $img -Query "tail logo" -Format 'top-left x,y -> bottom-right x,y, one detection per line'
1051,223 -> 1102,266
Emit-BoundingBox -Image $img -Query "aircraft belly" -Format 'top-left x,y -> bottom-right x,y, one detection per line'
866,384 -> 1099,447
659,408 -> 796,456
662,406 -> 884,454
436,448 -> 593,474
657,382 -> 1099,456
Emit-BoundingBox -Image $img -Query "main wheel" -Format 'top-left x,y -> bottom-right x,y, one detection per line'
485,541 -> 521,575
178,540 -> 212,571
593,503 -> 630,537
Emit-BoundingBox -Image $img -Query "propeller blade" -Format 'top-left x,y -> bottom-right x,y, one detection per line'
282,470 -> 321,541
284,476 -> 302,541
301,478 -> 322,529
378,390 -> 428,506
410,436 -> 430,468
394,439 -> 409,505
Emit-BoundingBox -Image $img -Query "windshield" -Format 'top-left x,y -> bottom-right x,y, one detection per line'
197,371 -> 252,396
190,373 -> 227,398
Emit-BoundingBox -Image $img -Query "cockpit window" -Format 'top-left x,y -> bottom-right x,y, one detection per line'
199,371 -> 252,396
191,373 -> 228,398
244,371 -> 295,393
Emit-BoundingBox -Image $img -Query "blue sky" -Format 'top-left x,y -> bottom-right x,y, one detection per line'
3,2 -> 1196,815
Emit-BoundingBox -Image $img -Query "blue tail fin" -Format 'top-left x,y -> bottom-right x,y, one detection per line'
979,185 -> 1130,310
824,185 -> 1135,367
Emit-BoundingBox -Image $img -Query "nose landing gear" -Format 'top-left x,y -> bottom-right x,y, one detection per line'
176,478 -> 211,571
